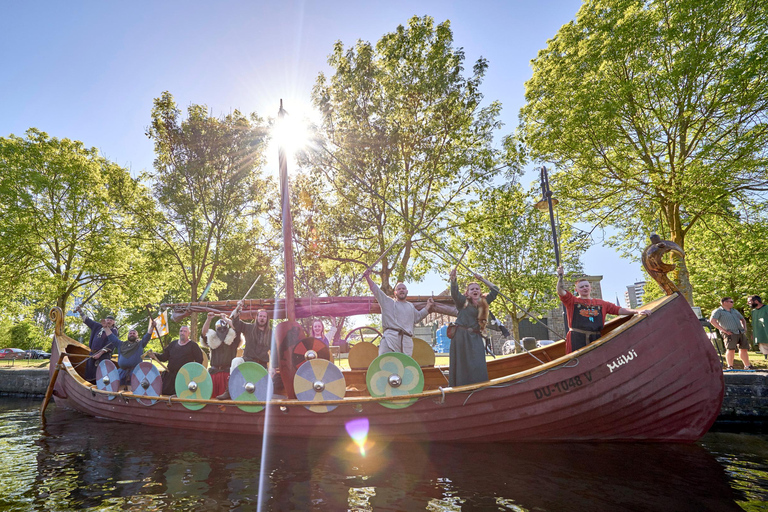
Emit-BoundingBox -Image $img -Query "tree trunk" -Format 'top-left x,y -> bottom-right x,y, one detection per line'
665,204 -> 694,304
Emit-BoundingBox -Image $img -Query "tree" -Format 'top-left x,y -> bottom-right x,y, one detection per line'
304,16 -> 504,294
518,0 -> 768,303
0,129 -> 161,313
144,92 -> 272,338
682,212 -> 768,313
455,183 -> 586,340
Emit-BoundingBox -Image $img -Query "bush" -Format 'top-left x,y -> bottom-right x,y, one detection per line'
9,321 -> 47,350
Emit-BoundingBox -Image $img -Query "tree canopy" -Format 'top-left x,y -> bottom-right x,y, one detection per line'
303,15 -> 504,294
518,0 -> 768,303
0,129 -> 161,314
144,92 -> 274,313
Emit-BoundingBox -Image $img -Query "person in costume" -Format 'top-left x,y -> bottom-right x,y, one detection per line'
363,268 -> 434,356
557,265 -> 651,353
115,321 -> 154,389
75,306 -> 119,383
222,303 -> 276,400
448,268 -> 498,386
200,312 -> 242,399
150,325 -> 204,396
311,319 -> 330,347
749,295 -> 768,360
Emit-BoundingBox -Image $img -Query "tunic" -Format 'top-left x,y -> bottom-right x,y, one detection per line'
83,317 -> 119,382
231,317 -> 273,367
751,305 -> 768,353
370,281 -> 430,356
449,280 -> 498,387
115,332 -> 151,385
154,339 -> 204,396
559,291 -> 621,353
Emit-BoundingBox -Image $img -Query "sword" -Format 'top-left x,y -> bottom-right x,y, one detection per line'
233,276 -> 262,318
242,275 -> 261,301
453,245 -> 470,274
75,281 -> 106,313
365,238 -> 399,273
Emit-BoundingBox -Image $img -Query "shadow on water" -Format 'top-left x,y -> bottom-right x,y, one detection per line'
0,399 -> 765,510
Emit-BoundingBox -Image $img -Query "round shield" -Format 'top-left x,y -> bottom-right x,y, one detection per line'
96,359 -> 120,400
175,362 -> 212,410
228,362 -> 269,413
130,362 -> 162,406
412,337 -> 436,367
366,353 -> 424,409
291,337 -> 331,369
294,359 -> 346,413
348,341 -> 379,370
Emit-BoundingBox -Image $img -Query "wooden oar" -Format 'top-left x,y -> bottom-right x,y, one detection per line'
40,352 -> 65,425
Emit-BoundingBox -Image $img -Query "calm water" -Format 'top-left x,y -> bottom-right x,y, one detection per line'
0,398 -> 767,511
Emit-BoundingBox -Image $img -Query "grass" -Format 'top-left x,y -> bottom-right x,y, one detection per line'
0,358 -> 51,369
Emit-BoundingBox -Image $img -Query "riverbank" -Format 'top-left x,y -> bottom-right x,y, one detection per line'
3,366 -> 767,429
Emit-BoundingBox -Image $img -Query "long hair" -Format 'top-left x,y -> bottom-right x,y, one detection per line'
465,282 -> 490,331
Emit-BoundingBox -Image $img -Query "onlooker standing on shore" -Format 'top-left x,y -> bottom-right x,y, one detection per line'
710,297 -> 754,371
748,295 -> 768,360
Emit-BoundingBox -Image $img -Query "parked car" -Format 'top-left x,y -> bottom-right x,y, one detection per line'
0,348 -> 26,360
25,349 -> 51,359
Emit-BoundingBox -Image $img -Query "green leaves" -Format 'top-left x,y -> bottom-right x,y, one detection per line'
144,92 -> 273,307
519,0 -> 768,303
0,129 -> 159,315
302,16 -> 504,293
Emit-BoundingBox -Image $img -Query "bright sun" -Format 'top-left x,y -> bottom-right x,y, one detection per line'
272,100 -> 314,156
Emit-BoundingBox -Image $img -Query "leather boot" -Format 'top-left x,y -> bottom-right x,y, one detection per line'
216,389 -> 231,400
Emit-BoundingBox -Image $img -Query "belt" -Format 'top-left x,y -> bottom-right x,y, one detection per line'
569,327 -> 601,336
385,328 -> 413,338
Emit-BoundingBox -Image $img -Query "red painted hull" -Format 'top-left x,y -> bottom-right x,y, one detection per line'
48,293 -> 723,442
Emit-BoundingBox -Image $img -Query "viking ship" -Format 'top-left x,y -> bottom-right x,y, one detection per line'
42,234 -> 723,443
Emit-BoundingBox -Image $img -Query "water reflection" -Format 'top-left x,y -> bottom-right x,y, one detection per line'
0,399 -> 764,510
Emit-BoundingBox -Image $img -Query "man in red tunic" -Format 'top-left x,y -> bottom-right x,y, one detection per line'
557,266 -> 652,353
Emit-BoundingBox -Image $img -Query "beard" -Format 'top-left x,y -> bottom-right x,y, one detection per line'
128,335 -> 138,342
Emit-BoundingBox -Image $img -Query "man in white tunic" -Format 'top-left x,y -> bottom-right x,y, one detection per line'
363,269 -> 434,356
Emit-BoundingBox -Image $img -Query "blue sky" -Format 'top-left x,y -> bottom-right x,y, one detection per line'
1,0 -> 645,304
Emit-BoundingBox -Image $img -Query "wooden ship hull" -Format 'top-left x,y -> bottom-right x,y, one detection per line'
45,291 -> 723,443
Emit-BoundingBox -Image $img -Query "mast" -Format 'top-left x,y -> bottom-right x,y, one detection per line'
278,100 -> 296,322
